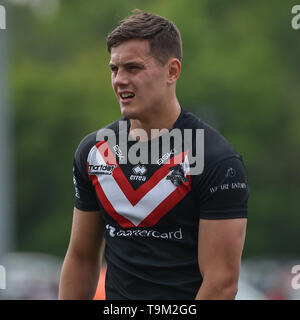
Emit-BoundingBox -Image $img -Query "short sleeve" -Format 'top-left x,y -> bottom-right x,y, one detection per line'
194,157 -> 249,219
73,149 -> 101,212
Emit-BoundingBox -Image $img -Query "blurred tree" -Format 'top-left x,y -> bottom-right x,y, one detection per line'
8,0 -> 300,258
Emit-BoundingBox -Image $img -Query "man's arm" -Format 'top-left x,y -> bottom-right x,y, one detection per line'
58,207 -> 105,300
195,218 -> 247,300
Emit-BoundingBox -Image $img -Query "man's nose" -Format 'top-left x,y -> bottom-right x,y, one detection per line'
113,69 -> 129,87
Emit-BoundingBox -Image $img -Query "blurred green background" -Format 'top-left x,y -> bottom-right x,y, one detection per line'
2,0 -> 300,261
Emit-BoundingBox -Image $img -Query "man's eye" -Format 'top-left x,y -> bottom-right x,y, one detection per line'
110,65 -> 118,72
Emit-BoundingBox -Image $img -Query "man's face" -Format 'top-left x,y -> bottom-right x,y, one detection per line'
109,39 -> 169,120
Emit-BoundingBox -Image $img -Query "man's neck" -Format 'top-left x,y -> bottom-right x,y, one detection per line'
129,99 -> 181,141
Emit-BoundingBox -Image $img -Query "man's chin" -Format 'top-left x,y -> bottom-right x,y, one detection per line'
120,105 -> 139,119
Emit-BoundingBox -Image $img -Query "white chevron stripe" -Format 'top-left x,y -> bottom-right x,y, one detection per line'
88,144 -> 189,226
97,172 -> 176,226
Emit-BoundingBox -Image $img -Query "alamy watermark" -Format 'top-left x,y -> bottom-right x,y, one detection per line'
291,5 -> 300,30
291,265 -> 300,290
0,5 -> 6,30
0,264 -> 6,290
96,121 -> 205,175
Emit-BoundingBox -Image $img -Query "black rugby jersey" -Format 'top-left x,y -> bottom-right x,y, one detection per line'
73,107 -> 249,300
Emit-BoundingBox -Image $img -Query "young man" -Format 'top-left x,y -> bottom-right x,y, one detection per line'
59,10 -> 248,300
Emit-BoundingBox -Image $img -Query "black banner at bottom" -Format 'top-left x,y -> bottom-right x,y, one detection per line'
0,300 -> 294,318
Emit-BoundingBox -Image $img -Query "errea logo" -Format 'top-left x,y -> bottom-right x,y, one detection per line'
130,165 -> 147,182
0,5 -> 6,30
132,165 -> 147,175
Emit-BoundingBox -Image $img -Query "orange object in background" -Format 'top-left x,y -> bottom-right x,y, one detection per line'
93,265 -> 106,300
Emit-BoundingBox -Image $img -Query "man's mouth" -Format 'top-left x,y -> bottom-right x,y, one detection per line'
119,91 -> 135,103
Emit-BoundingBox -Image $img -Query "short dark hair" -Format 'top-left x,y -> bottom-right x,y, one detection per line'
107,9 -> 182,65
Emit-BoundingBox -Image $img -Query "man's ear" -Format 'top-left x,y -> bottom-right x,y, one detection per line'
167,58 -> 181,84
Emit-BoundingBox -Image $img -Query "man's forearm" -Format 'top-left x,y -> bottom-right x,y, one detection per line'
58,253 -> 101,300
195,278 -> 238,300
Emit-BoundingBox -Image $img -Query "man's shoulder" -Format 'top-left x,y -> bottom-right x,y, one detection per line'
75,118 -> 122,161
180,108 -> 241,168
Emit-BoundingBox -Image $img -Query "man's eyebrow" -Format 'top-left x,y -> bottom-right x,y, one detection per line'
123,61 -> 144,67
109,61 -> 145,68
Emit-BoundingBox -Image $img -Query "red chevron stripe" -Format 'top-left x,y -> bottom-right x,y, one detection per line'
96,141 -> 189,206
88,161 -> 136,228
